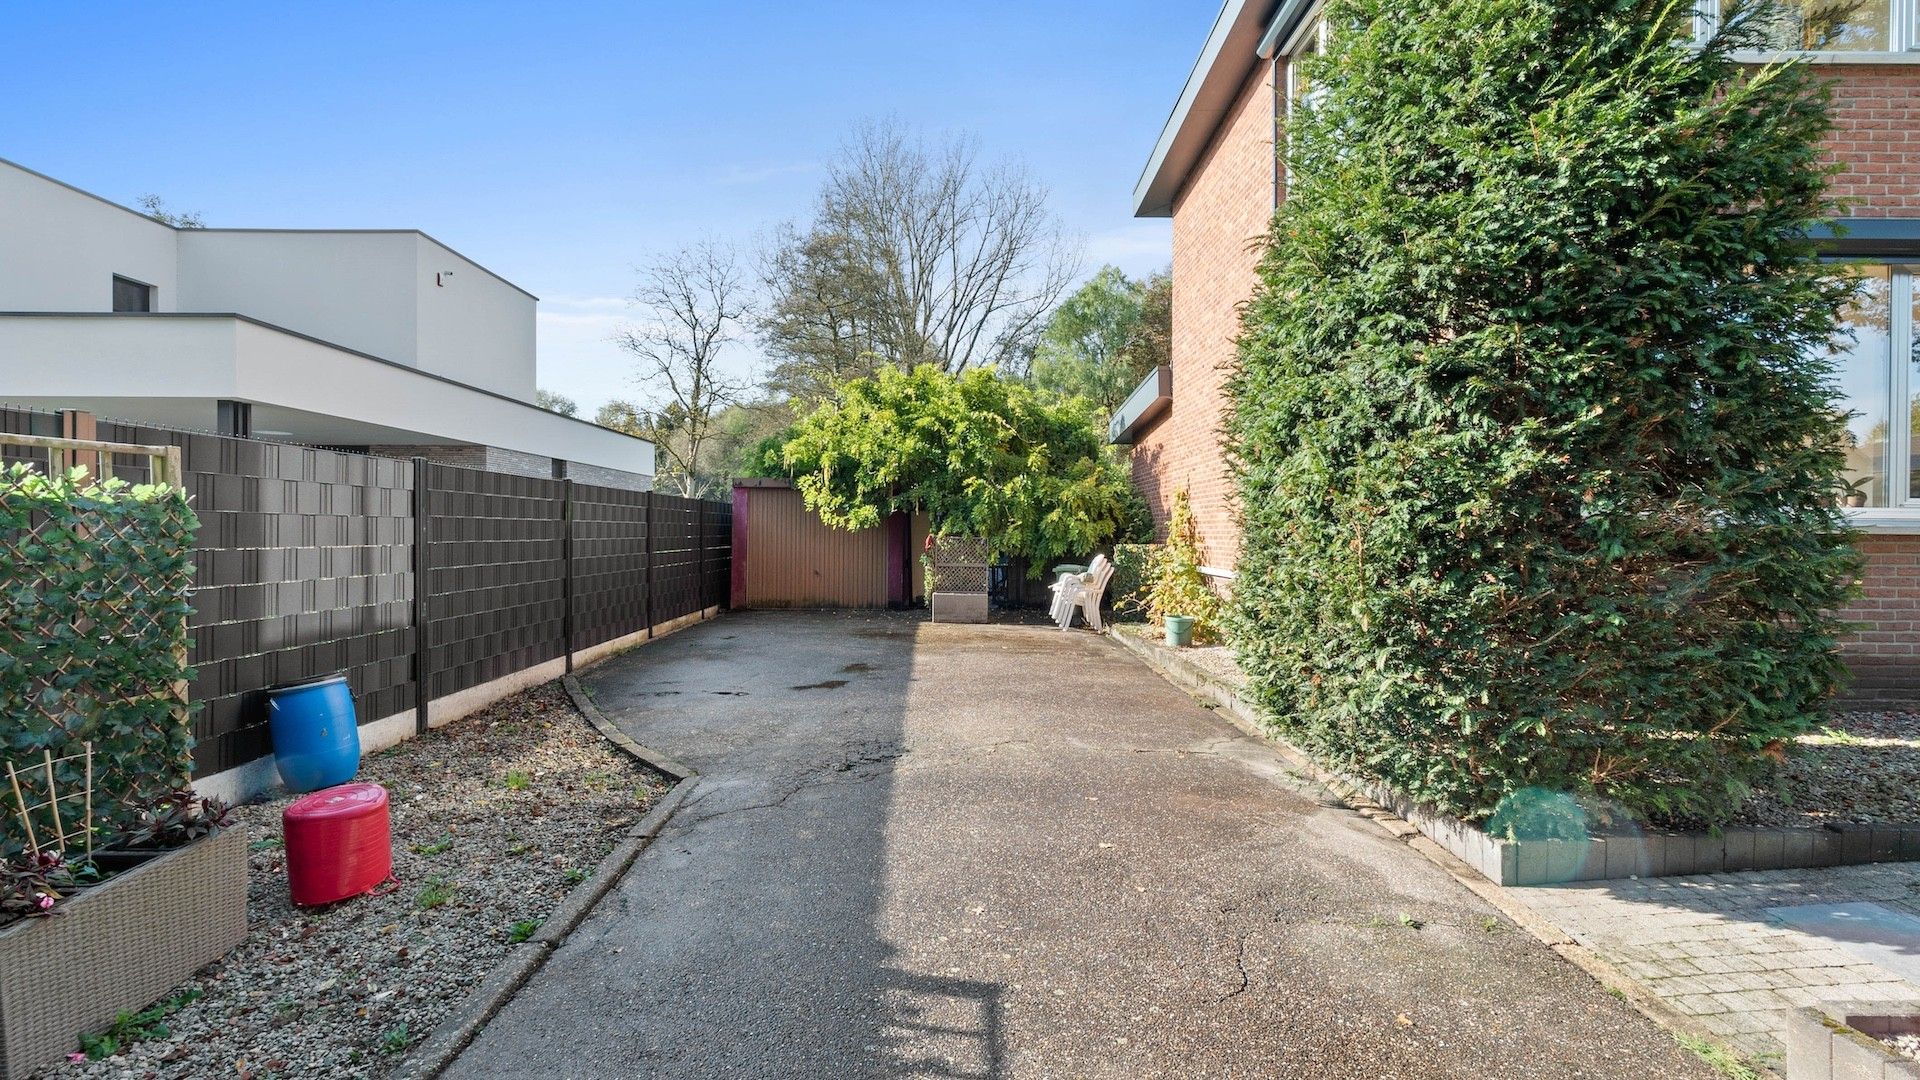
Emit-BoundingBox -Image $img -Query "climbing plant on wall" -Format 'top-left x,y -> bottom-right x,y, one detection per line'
0,465 -> 198,854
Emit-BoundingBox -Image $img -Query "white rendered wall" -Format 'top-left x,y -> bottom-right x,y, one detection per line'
412,234 -> 537,400
0,314 -> 654,476
0,160 -> 179,312
176,230 -> 418,367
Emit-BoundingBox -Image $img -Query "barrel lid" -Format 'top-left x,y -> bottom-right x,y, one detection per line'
268,673 -> 349,695
285,782 -> 388,821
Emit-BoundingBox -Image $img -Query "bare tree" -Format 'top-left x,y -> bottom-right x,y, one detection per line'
614,241 -> 754,496
760,120 -> 1079,395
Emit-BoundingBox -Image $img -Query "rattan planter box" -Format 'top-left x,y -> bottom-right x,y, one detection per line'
0,826 -> 248,1080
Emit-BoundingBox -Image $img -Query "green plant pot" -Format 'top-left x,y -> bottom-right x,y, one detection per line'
1164,615 -> 1196,648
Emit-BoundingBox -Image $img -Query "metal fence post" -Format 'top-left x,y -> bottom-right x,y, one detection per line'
561,478 -> 575,672
643,492 -> 656,638
695,499 -> 707,612
412,457 -> 431,735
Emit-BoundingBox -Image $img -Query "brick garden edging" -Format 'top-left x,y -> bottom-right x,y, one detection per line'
1104,625 -> 1920,886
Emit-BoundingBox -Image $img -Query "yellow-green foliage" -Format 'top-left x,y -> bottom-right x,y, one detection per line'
1144,491 -> 1221,643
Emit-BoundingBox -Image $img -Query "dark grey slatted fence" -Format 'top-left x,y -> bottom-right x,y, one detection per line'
700,495 -> 733,613
93,421 -> 417,776
649,493 -> 703,626
569,483 -> 651,651
421,464 -> 567,700
1,406 -> 730,780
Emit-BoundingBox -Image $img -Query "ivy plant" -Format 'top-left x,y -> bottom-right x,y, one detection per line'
0,465 -> 198,855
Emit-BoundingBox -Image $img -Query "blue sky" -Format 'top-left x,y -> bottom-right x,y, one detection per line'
4,2 -> 1208,415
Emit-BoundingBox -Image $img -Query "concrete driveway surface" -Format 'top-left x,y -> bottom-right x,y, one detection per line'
444,610 -> 1712,1079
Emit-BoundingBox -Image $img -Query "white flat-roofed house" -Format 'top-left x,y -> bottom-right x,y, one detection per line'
0,157 -> 652,488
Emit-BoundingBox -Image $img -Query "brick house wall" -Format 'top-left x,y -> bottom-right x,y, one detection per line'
1822,65 -> 1920,217
1129,59 -> 1279,568
1838,535 -> 1920,707
1131,24 -> 1920,704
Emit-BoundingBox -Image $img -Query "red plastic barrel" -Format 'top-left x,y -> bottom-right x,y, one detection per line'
283,782 -> 391,906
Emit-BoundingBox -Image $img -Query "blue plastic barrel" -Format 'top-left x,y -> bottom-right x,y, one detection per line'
267,674 -> 361,792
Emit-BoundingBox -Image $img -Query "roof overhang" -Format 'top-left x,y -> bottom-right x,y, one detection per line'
1109,365 -> 1173,444
1133,0 -> 1316,217
0,312 -> 653,476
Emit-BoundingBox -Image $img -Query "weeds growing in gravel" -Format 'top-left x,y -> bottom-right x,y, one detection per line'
412,835 -> 454,856
563,867 -> 589,885
78,988 -> 205,1059
508,919 -> 540,943
378,1023 -> 412,1055
504,769 -> 532,791
415,876 -> 453,911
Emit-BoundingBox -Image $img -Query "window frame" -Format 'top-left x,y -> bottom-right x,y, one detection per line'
1830,261 -> 1920,528
110,274 -> 155,313
1696,0 -> 1920,59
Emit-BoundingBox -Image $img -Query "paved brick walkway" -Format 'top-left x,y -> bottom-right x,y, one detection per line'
1512,864 -> 1920,1063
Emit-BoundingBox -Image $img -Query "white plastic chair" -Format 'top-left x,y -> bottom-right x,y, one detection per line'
1051,554 -> 1113,631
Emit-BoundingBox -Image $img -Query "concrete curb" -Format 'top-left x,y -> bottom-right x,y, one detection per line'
394,649 -> 704,1077
1103,626 -> 1734,1063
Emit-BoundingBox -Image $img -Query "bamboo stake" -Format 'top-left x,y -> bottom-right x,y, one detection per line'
41,749 -> 65,852
7,762 -> 38,857
83,743 -> 93,861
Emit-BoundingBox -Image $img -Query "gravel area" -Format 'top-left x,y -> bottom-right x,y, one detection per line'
1733,710 -> 1920,828
1112,621 -> 1243,685
1887,1032 -> 1920,1063
38,681 -> 666,1080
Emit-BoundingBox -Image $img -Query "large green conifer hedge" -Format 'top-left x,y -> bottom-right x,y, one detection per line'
1227,0 -> 1863,826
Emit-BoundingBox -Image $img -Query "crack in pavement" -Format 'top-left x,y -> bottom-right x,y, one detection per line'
676,745 -> 908,825
1218,929 -> 1254,1002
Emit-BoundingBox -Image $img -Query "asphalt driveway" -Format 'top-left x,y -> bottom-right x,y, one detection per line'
444,610 -> 1711,1079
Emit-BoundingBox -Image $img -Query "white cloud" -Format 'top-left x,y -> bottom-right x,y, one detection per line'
536,296 -> 636,416
1082,220 -> 1172,277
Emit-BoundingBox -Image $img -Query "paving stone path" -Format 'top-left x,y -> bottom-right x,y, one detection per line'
1513,863 -> 1920,1063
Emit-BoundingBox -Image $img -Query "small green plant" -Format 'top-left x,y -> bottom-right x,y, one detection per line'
379,1023 -> 412,1055
1480,916 -> 1504,933
1142,490 -> 1220,643
250,835 -> 283,852
563,867 -> 589,885
507,919 -> 541,944
506,838 -> 534,856
1675,1033 -> 1760,1080
415,876 -> 453,911
78,988 -> 204,1059
1396,912 -> 1422,930
503,770 -> 532,792
411,835 -> 454,857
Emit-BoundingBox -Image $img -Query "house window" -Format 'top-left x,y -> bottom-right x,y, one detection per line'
1697,0 -> 1916,52
111,275 -> 154,313
1827,264 -> 1918,510
1286,14 -> 1327,118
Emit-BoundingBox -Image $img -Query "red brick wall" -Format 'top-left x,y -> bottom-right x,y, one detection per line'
1837,535 -> 1920,708
1819,64 -> 1920,217
1129,59 -> 1278,569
